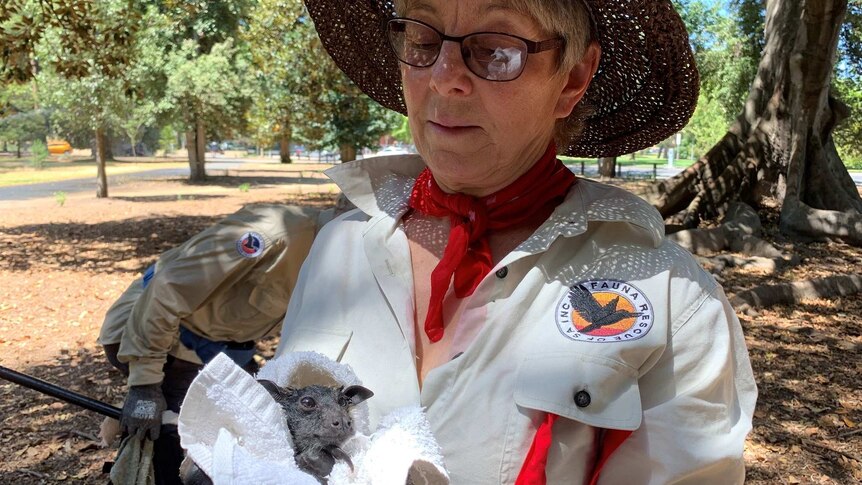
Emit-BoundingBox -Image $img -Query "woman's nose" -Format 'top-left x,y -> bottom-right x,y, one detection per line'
429,41 -> 474,96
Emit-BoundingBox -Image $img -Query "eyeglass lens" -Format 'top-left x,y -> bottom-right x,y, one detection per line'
387,19 -> 529,81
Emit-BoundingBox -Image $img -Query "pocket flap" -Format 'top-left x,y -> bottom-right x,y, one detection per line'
514,353 -> 642,430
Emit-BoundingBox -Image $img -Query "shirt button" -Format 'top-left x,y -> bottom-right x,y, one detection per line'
574,390 -> 591,408
495,267 -> 508,279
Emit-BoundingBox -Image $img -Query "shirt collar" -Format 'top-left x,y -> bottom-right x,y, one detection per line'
326,155 -> 665,249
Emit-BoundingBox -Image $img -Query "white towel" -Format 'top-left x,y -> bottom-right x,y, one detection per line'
178,352 -> 448,485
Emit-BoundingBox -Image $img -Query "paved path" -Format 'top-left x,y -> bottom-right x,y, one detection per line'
0,159 -> 305,202
2,158 -> 859,202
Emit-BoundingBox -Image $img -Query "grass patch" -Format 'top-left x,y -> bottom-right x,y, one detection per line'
561,155 -> 696,169
0,158 -> 186,187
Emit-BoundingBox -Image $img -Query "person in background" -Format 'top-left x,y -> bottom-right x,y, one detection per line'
100,203 -> 326,484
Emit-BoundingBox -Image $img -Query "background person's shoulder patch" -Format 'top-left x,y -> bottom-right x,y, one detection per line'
236,231 -> 265,258
556,279 -> 654,343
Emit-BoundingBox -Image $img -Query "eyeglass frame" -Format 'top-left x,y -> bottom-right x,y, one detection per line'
384,17 -> 566,82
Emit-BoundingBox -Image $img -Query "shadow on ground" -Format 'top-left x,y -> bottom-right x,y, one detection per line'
0,347 -> 125,484
742,298 -> 862,484
183,175 -> 336,188
113,194 -> 226,203
0,214 -> 222,274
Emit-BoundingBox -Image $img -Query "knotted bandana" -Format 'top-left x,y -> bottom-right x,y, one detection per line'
407,143 -> 576,342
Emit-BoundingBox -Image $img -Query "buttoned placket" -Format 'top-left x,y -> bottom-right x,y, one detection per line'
356,175 -> 595,400
362,212 -> 417,356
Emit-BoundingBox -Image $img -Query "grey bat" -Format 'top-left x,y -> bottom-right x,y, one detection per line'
182,381 -> 373,485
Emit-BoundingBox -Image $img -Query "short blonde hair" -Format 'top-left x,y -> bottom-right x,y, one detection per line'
394,0 -> 595,152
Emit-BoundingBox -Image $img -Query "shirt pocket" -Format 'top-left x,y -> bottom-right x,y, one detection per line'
514,352 -> 642,431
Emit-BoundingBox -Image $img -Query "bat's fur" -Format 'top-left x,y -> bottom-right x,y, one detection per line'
181,380 -> 373,485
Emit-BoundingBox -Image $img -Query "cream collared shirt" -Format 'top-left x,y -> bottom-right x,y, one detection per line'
275,155 -> 757,484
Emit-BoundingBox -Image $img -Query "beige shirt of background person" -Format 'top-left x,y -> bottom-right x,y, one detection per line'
99,204 -> 325,386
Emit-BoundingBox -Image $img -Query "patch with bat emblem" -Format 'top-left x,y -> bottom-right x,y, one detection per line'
556,279 -> 654,343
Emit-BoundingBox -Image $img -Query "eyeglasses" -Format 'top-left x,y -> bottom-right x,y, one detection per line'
385,18 -> 564,82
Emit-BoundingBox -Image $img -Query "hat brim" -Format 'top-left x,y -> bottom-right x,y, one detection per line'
305,0 -> 699,158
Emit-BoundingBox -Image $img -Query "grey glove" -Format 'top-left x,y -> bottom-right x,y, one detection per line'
121,384 -> 167,441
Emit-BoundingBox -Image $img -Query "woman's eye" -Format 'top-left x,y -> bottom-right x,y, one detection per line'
408,40 -> 438,51
300,396 -> 316,408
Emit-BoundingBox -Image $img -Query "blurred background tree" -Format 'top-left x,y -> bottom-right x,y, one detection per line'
2,0 -> 860,194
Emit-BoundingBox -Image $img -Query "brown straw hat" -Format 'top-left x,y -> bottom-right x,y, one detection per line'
304,0 -> 699,158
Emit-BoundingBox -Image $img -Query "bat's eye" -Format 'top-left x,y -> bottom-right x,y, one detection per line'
300,396 -> 317,409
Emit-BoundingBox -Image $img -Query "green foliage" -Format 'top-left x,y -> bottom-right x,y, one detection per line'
242,0 -> 398,154
1,0 -> 141,82
675,0 -> 763,125
238,182 -> 250,192
684,93 -> 729,160
833,2 -> 862,167
834,75 -> 862,163
317,80 -> 401,151
0,81 -> 49,146
53,190 -> 67,206
391,115 -> 413,144
0,109 -> 48,145
164,37 -> 252,139
158,124 -> 178,154
29,139 -> 48,168
671,0 -> 765,159
241,0 -> 313,150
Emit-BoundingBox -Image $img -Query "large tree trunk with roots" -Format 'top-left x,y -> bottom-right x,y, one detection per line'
647,0 -> 862,245
95,126 -> 109,198
186,113 -> 207,182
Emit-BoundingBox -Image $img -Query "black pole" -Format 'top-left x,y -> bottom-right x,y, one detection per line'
0,365 -> 121,419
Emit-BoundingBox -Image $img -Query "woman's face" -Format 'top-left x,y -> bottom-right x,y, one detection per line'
400,0 -> 598,196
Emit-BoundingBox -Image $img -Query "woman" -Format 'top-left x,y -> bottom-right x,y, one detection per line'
275,0 -> 757,483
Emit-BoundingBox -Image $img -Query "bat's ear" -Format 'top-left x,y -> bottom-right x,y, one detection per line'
257,380 -> 282,397
342,385 -> 374,406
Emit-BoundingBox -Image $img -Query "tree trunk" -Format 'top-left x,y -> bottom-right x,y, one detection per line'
279,128 -> 292,164
95,127 -> 108,198
599,157 -> 617,178
16,141 -> 21,159
104,134 -> 114,160
339,143 -> 357,163
187,114 -> 207,182
647,0 -> 862,245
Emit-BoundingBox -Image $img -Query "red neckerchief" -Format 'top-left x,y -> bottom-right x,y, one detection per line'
407,143 -> 575,342
514,413 -> 633,485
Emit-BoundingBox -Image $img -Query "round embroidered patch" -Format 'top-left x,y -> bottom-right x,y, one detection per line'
236,232 -> 265,258
556,279 -> 654,343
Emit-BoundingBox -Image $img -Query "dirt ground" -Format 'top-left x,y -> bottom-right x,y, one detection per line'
0,169 -> 860,484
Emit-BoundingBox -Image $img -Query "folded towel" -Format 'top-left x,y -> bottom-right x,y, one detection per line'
178,352 -> 448,484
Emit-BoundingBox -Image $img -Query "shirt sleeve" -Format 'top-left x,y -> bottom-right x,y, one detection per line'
597,285 -> 758,484
118,219 -> 270,386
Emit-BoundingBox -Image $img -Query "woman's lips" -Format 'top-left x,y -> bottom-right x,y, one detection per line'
428,120 -> 480,136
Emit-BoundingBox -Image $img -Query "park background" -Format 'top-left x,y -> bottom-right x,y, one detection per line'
1,0 -> 862,484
